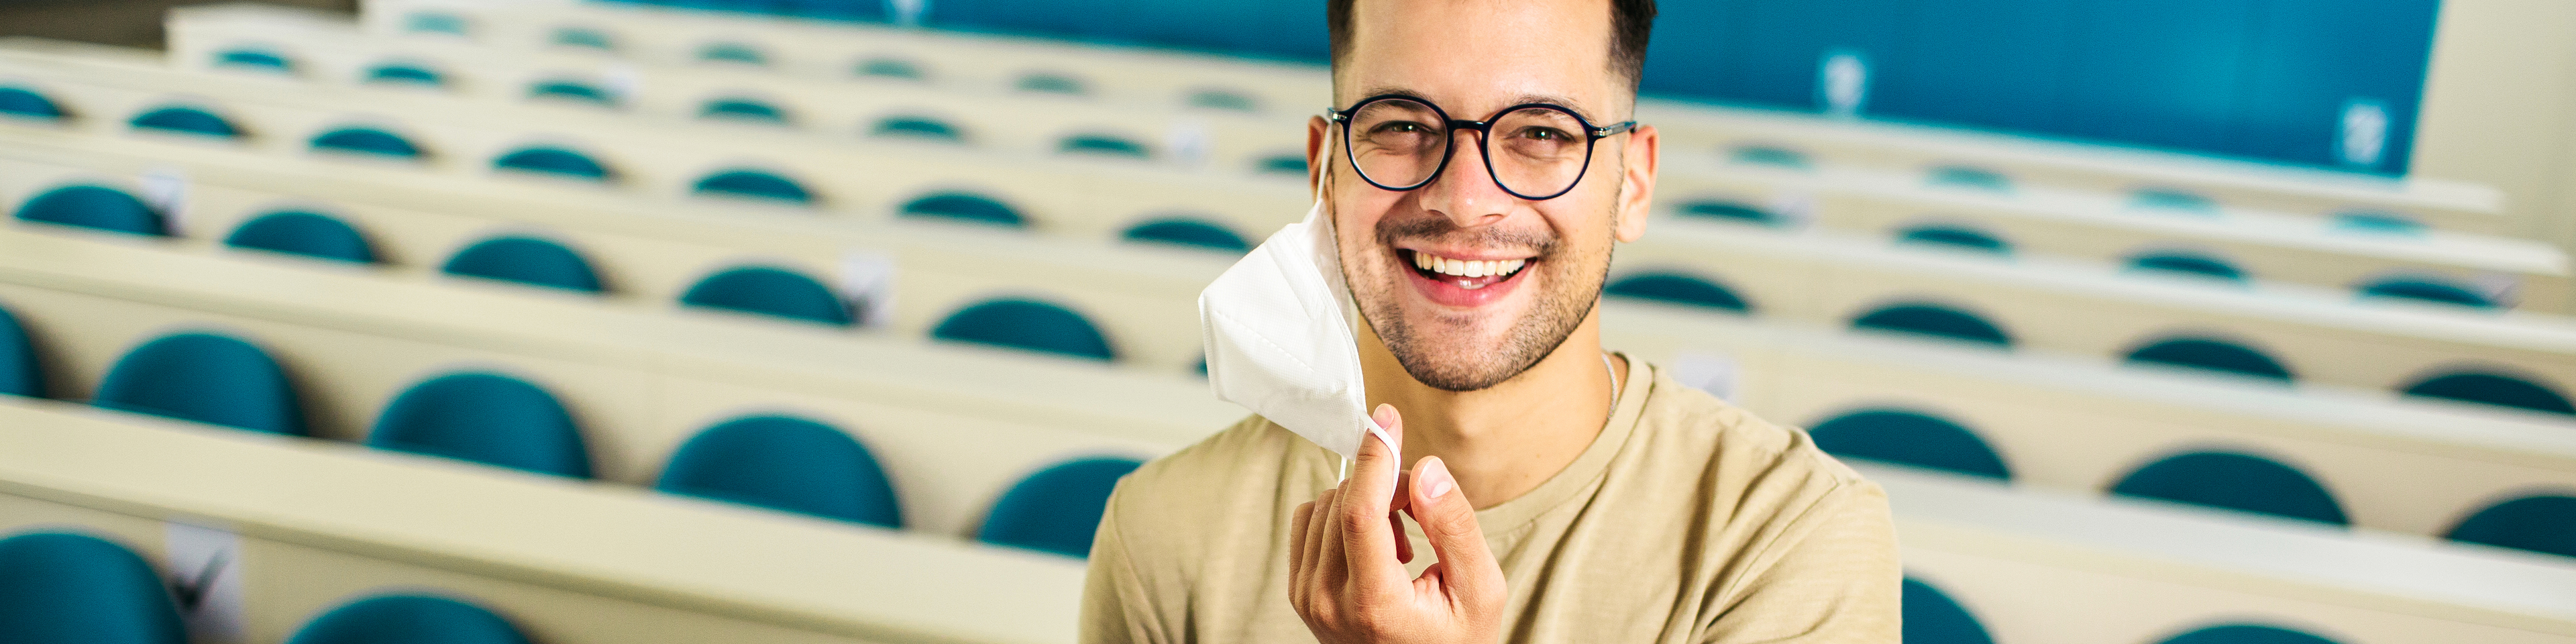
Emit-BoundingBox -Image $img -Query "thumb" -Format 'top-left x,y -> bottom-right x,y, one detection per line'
1407,456 -> 1500,592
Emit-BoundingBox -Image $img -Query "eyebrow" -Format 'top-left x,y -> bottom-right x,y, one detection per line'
1345,87 -> 1607,123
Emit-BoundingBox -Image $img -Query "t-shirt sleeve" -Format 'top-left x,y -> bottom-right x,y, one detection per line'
1699,481 -> 1903,643
1080,484 -> 1173,644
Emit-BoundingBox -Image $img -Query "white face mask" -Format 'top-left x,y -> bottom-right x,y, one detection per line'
1199,201 -> 1395,467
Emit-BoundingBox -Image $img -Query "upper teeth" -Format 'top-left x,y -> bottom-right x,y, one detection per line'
1414,252 -> 1525,278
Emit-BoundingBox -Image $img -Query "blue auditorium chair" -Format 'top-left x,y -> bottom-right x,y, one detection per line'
692,170 -> 814,204
309,127 -> 424,159
696,42 -> 769,66
2125,250 -> 2247,283
1059,133 -> 1152,158
1925,166 -> 2011,193
129,106 -> 241,138
94,331 -> 305,435
932,298 -> 1116,361
1187,89 -> 1259,112
2130,188 -> 2220,214
1604,272 -> 1753,313
1849,302 -> 2014,347
900,192 -> 1025,227
1676,199 -> 1782,227
1894,223 -> 2012,256
2110,451 -> 2348,525
401,11 -> 470,36
1727,146 -> 1810,170
0,531 -> 188,644
369,372 -> 592,478
871,115 -> 964,142
223,211 -> 376,264
1806,409 -> 2010,480
0,86 -> 68,120
2356,274 -> 2497,309
440,235 -> 604,292
0,303 -> 40,398
1901,577 -> 1995,644
2153,624 -> 2344,644
2330,211 -> 2426,237
362,62 -> 445,88
213,48 -> 294,74
2445,494 -> 2576,558
2123,336 -> 2295,382
285,594 -> 532,644
700,98 -> 792,124
526,80 -> 619,108
2400,369 -> 2575,415
1255,154 -> 1307,175
549,27 -> 617,51
679,266 -> 852,325
491,146 -> 613,181
1120,217 -> 1248,253
657,415 -> 902,527
1015,73 -> 1089,96
855,58 -> 924,80
977,457 -> 1142,557
12,184 -> 163,236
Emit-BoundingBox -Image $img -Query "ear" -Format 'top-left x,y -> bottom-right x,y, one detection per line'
1307,115 -> 1332,201
1611,123 -> 1659,244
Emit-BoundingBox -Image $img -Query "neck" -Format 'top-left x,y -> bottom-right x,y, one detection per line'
1360,307 -> 1622,511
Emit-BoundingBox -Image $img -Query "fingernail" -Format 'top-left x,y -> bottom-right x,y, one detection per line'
1420,457 -> 1454,500
1371,404 -> 1395,429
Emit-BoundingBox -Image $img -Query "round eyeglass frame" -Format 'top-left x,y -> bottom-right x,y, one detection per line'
1325,94 -> 1638,201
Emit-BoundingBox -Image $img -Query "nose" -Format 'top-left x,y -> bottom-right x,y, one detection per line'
1415,127 -> 1513,230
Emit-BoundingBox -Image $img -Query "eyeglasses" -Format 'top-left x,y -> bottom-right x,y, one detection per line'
1325,94 -> 1637,201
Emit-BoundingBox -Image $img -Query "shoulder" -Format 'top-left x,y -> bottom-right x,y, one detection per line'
1628,364 -> 1874,498
1099,415 -> 1317,561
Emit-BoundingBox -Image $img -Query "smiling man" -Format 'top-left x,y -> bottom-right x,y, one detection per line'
1081,0 -> 1900,641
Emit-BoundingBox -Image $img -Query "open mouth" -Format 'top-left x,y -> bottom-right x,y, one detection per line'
1402,249 -> 1530,290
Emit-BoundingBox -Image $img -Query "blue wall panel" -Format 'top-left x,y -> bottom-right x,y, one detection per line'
2231,0 -> 2442,172
1874,0 -> 2079,133
2060,0 -> 2262,155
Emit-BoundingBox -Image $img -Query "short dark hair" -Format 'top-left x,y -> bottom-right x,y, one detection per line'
1327,0 -> 1657,97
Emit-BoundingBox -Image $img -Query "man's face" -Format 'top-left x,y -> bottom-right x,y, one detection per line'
1316,0 -> 1656,392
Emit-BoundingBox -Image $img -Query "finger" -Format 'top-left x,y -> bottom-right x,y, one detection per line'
1290,500 -> 1314,580
1313,486 -> 1347,587
1407,455 -> 1503,596
1389,509 -> 1414,564
1338,405 -> 1406,584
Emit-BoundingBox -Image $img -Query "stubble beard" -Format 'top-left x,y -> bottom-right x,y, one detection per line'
1350,211 -> 1613,392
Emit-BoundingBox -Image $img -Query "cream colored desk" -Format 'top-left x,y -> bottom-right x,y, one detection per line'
0,396 -> 1089,644
149,11 -> 2569,312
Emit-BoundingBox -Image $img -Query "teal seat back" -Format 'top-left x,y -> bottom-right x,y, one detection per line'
441,236 -> 603,292
1850,303 -> 2013,347
1256,154 -> 1307,175
2124,337 -> 2294,382
129,107 -> 240,138
1188,89 -> 1258,111
1604,272 -> 1752,313
2131,188 -> 2219,214
1901,577 -> 1995,644
1120,217 -> 1248,252
657,415 -> 902,527
369,372 -> 592,478
2445,494 -> 2576,558
696,42 -> 768,66
402,11 -> 470,35
1015,73 -> 1088,95
1059,133 -> 1151,158
901,193 -> 1025,227
492,147 -> 611,180
855,58 -> 924,80
2357,275 -> 2496,309
549,28 -> 616,51
0,532 -> 187,644
0,87 -> 66,120
527,80 -> 617,107
363,63 -> 444,87
1807,409 -> 2010,480
1925,165 -> 2011,193
700,99 -> 790,124
285,594 -> 531,644
679,266 -> 852,325
932,299 -> 1116,361
224,211 -> 376,264
2154,625 -> 2343,644
2110,451 -> 2347,525
309,127 -> 423,159
1728,145 -> 1811,170
2401,370 -> 2575,415
872,115 -> 964,141
95,332 -> 304,435
1678,199 -> 1779,226
2127,250 -> 2247,282
1894,224 -> 2011,256
214,49 -> 293,73
0,304 -> 40,397
692,170 -> 813,204
2332,211 -> 2426,236
13,185 -> 163,236
977,457 -> 1141,557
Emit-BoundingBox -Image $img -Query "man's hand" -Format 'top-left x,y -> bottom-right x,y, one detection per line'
1289,405 -> 1506,644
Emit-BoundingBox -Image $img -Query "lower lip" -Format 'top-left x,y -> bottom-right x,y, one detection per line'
1403,255 -> 1531,308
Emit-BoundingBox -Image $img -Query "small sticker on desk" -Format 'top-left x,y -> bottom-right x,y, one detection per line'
140,167 -> 190,236
839,249 -> 899,328
165,521 -> 245,643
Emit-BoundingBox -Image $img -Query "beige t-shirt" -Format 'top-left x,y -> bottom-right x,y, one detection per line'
1081,357 -> 1902,643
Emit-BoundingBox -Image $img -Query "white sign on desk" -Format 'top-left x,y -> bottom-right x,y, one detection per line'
1819,50 -> 1869,119
838,249 -> 899,328
2337,99 -> 2390,169
164,521 -> 245,643
138,167 -> 191,237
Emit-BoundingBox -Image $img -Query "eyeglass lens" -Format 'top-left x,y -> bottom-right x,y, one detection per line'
1347,97 -> 1594,197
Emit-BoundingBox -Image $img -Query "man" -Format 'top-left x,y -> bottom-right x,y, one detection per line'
1082,0 -> 1900,641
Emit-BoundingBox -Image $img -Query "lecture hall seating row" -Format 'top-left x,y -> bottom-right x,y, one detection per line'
360,0 -> 2515,237
156,6 -> 2569,313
